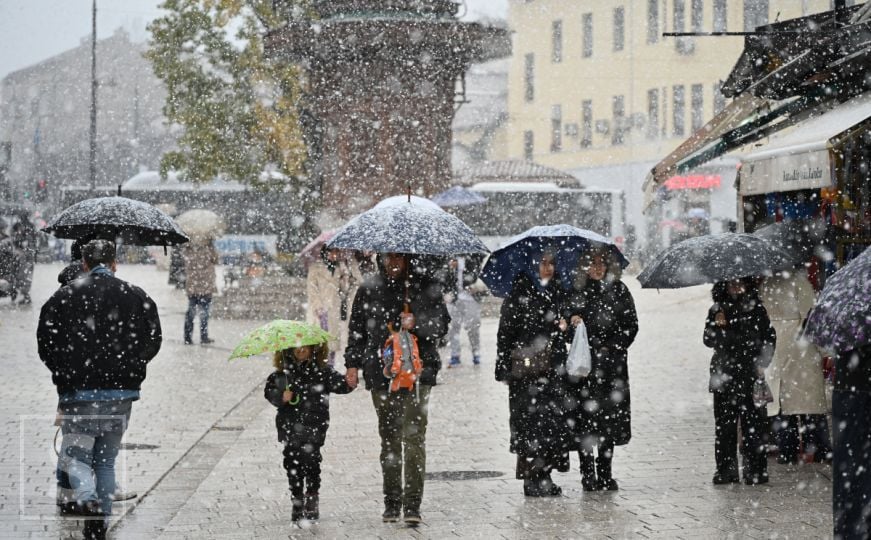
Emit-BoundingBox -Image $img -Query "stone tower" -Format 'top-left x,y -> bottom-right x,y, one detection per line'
265,0 -> 509,223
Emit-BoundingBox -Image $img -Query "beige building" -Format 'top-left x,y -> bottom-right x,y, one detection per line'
505,0 -> 842,245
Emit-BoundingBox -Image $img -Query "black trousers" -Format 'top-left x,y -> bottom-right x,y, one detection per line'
713,389 -> 768,478
282,442 -> 322,498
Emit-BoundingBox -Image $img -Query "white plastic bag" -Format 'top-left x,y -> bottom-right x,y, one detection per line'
566,321 -> 592,377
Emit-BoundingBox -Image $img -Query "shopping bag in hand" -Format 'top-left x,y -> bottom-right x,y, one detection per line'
566,321 -> 592,377
752,378 -> 774,408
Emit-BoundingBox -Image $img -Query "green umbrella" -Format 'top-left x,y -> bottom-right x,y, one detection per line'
229,320 -> 334,360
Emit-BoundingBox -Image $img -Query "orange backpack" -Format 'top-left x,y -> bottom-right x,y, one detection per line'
382,323 -> 422,392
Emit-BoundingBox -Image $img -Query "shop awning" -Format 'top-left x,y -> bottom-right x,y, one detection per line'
739,92 -> 871,195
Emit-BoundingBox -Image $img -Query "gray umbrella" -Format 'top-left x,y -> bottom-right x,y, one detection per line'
805,246 -> 871,352
43,196 -> 188,246
752,219 -> 828,266
327,198 -> 488,256
638,232 -> 794,288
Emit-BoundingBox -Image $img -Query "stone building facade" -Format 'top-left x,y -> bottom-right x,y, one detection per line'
0,29 -> 173,203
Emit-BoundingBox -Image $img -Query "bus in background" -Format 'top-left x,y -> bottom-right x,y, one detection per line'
450,182 -> 626,252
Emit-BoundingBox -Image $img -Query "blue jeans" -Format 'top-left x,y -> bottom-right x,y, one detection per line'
57,400 -> 132,516
184,295 -> 212,341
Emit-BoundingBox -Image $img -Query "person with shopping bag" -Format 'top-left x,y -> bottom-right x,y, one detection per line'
562,248 -> 638,492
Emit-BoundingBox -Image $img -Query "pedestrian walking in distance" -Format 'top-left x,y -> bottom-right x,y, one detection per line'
182,240 -> 218,345
703,278 -> 775,485
446,255 -> 484,367
496,249 -> 570,497
37,239 -> 162,540
563,248 -> 638,491
264,342 -> 353,523
344,253 -> 450,524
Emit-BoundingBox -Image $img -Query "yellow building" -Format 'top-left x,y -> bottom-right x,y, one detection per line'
505,0 -> 841,245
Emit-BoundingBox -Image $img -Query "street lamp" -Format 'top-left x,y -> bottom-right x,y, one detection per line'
89,0 -> 97,190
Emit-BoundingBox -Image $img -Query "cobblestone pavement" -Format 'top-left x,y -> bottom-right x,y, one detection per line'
1,264 -> 832,538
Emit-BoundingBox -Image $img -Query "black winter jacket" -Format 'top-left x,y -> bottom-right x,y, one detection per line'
563,277 -> 638,446
37,272 -> 162,395
703,285 -> 776,394
264,360 -> 353,445
345,271 -> 450,390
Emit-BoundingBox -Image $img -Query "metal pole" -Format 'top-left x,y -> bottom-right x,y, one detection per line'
89,0 -> 97,189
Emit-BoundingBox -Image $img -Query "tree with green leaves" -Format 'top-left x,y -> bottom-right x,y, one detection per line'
146,0 -> 308,188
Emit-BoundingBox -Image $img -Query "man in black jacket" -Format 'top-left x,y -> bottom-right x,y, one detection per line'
344,253 -> 449,525
37,240 -> 161,539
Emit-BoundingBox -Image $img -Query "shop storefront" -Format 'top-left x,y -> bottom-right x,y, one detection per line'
738,92 -> 871,267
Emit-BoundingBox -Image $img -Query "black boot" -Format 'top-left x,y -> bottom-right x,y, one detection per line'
382,499 -> 401,522
596,456 -> 618,491
82,514 -> 107,540
291,497 -> 304,522
580,453 -> 597,492
304,492 -> 319,520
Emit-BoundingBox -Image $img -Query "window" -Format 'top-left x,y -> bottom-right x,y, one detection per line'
612,95 -> 626,145
713,81 -> 726,113
524,53 -> 535,102
550,105 -> 563,152
581,100 -> 593,148
552,20 -> 563,63
713,0 -> 728,32
647,0 -> 659,43
674,0 -> 695,54
613,7 -> 625,52
647,89 -> 660,139
691,0 -> 704,33
551,105 -> 562,152
523,130 -> 534,160
673,85 -> 685,136
582,13 -> 593,57
691,84 -> 704,131
744,0 -> 768,32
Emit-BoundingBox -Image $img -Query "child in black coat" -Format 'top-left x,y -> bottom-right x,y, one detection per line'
264,343 -> 353,522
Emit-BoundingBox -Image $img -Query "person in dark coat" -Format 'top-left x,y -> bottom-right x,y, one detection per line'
344,253 -> 450,524
37,240 -> 162,540
832,345 -> 871,539
264,342 -> 353,522
496,249 -> 570,497
563,248 -> 638,491
703,278 -> 776,485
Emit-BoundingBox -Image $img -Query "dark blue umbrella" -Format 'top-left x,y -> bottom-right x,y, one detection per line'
805,246 -> 871,352
326,198 -> 488,256
431,186 -> 487,207
480,224 -> 628,298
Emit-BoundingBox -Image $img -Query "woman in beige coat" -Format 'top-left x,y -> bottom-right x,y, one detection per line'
305,248 -> 362,365
183,241 -> 219,345
760,269 -> 832,463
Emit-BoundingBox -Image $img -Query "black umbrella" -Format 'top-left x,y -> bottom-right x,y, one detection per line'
638,232 -> 794,288
327,197 -> 488,256
752,219 -> 827,266
43,196 -> 188,246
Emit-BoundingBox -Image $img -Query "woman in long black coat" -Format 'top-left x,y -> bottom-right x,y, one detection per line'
563,248 -> 638,491
496,251 -> 570,497
703,278 -> 775,485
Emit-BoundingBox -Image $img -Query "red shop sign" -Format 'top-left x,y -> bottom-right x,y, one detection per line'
664,174 -> 722,190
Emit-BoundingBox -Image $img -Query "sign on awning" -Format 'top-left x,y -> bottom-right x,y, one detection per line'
739,92 -> 871,196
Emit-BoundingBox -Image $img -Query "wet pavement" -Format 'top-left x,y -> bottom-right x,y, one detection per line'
1,263 -> 832,538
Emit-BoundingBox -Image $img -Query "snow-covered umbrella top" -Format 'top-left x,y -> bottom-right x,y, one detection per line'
43,196 -> 188,246
804,246 -> 871,353
638,232 -> 794,289
326,197 -> 488,256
